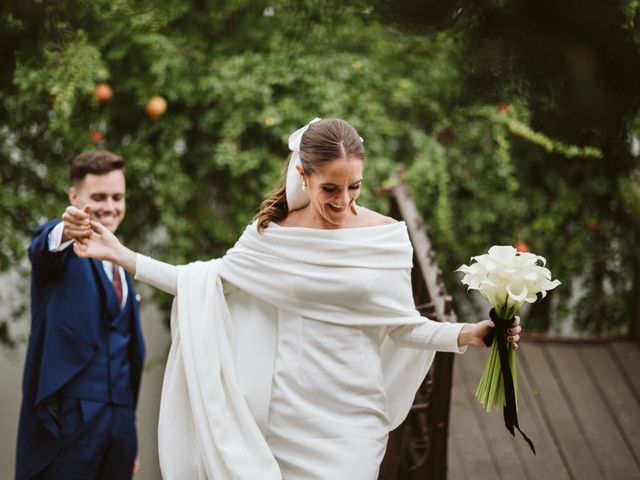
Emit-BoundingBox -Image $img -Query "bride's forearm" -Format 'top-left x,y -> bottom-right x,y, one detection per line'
113,244 -> 138,276
135,253 -> 178,295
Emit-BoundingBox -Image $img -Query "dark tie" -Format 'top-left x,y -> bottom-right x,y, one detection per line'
112,263 -> 123,308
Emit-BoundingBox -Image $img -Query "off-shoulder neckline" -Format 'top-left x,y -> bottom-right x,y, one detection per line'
270,220 -> 405,232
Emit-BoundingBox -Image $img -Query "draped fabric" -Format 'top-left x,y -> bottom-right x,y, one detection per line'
155,222 -> 451,479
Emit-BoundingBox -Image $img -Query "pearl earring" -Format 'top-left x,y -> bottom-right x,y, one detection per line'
301,181 -> 307,191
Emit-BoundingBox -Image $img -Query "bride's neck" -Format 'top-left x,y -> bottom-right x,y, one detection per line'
283,206 -> 355,230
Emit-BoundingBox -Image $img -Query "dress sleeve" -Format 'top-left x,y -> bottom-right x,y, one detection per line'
388,319 -> 467,353
135,253 -> 178,295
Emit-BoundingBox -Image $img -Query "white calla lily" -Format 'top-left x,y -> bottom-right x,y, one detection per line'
457,244 -> 561,318
458,244 -> 560,424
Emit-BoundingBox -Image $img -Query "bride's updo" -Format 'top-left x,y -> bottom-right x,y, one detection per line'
256,118 -> 365,232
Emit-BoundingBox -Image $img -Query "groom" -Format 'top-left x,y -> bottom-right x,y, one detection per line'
16,150 -> 145,479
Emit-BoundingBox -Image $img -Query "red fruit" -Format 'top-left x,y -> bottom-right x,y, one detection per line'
515,241 -> 529,253
95,83 -> 113,103
90,131 -> 103,144
146,96 -> 167,119
498,103 -> 510,113
587,220 -> 599,232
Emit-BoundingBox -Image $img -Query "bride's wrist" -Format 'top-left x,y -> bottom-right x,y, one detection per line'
114,245 -> 137,274
458,324 -> 475,347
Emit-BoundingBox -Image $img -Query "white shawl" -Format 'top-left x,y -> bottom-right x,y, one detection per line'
157,222 -> 441,479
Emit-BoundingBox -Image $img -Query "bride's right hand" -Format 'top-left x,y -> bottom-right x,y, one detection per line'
73,220 -> 123,263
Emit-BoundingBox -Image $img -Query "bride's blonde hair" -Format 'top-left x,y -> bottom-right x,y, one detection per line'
255,118 -> 365,232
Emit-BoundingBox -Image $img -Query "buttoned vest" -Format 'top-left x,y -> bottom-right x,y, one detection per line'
62,292 -> 135,407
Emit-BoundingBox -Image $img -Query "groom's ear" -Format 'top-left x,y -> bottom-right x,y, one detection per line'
68,186 -> 78,206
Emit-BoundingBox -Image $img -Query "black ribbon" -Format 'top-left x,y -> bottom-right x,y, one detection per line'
482,309 -> 536,454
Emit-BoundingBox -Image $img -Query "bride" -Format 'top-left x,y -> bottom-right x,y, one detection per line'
73,118 -> 521,479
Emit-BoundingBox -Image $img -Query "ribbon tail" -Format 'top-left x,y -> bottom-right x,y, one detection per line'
490,309 -> 536,455
515,424 -> 537,455
501,400 -> 536,454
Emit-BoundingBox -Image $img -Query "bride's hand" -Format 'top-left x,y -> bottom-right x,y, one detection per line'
73,221 -> 123,263
460,316 -> 522,349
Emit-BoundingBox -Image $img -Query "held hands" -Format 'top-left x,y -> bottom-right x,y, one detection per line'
61,203 -> 121,262
73,220 -> 122,263
459,316 -> 521,350
61,205 -> 92,242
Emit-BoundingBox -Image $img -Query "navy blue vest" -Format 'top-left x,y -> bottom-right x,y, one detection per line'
62,291 -> 135,407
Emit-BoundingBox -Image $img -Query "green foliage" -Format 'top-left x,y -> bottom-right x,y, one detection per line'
0,0 -> 462,329
395,0 -> 640,334
406,102 -> 635,333
1,0 -> 638,338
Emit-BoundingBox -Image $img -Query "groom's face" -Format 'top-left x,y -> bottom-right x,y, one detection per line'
68,169 -> 126,233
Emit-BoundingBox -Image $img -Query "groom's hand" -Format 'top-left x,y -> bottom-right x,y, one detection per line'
61,205 -> 92,242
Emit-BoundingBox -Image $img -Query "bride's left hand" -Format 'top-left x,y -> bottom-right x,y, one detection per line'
460,316 -> 521,349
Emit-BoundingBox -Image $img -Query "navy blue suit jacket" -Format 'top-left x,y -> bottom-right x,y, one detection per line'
16,220 -> 145,480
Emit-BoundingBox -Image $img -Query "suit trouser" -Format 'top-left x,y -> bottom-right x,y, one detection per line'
35,397 -> 137,480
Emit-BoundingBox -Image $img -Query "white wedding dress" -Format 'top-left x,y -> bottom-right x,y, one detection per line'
136,222 -> 466,480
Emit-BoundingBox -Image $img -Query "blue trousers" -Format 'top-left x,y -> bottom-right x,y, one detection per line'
35,397 -> 137,480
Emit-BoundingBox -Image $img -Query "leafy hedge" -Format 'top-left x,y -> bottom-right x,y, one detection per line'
1,0 -> 638,340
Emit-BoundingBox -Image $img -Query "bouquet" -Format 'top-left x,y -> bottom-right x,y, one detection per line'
457,245 -> 560,453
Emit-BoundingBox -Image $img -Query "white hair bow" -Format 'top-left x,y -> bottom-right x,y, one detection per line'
285,117 -> 321,211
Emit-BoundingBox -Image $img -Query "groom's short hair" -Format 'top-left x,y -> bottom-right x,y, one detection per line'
69,150 -> 125,184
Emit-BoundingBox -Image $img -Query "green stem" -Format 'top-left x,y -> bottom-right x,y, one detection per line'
509,344 -> 518,411
476,304 -> 521,412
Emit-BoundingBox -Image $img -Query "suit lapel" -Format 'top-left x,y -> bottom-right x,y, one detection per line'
89,258 -> 120,319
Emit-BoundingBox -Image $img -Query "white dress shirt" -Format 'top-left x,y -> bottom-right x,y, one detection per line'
48,221 -> 128,308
